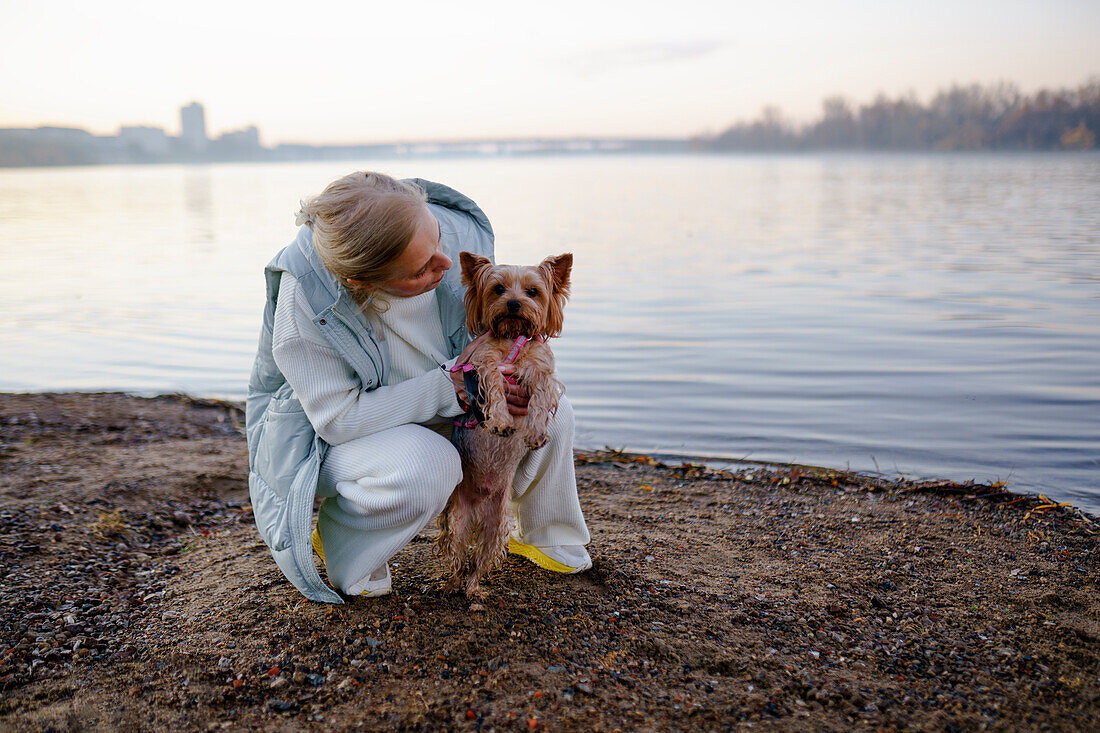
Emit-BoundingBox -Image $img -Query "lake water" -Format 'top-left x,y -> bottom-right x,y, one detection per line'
1,154 -> 1098,514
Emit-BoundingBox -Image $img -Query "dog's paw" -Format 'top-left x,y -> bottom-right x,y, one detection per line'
525,432 -> 549,450
488,423 -> 515,437
464,573 -> 488,599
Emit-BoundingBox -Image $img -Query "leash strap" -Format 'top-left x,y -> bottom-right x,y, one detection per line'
502,335 -> 530,364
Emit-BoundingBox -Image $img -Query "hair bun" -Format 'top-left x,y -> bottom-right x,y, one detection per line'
295,200 -> 314,228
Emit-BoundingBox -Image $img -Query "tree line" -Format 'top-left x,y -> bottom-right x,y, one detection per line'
693,78 -> 1099,152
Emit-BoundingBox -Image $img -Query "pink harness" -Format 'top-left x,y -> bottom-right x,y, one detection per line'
450,335 -> 541,428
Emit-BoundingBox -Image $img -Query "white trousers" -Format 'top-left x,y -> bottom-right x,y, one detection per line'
316,397 -> 589,595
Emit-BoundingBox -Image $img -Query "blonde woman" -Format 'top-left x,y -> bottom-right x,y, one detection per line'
246,172 -> 590,603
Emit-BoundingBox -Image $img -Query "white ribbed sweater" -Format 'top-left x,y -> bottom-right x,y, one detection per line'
271,273 -> 463,446
373,291 -> 449,383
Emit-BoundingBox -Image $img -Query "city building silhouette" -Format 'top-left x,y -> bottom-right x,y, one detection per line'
180,102 -> 208,152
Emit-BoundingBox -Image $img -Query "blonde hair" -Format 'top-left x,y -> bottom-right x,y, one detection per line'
297,172 -> 427,304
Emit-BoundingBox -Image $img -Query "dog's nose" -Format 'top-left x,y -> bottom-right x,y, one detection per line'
506,300 -> 522,313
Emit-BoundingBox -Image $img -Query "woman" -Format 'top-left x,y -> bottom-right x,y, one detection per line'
246,172 -> 590,603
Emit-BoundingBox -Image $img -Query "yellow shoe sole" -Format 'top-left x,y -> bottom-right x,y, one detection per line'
507,537 -> 577,573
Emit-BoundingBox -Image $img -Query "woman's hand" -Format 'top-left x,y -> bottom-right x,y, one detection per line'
450,334 -> 529,417
499,364 -> 529,417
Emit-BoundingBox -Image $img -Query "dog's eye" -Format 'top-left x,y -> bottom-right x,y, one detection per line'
493,284 -> 506,295
525,288 -> 539,298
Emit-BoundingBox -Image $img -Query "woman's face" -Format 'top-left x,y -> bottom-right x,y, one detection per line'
354,206 -> 453,298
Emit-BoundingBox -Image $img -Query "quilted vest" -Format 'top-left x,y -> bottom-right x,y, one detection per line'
246,179 -> 495,602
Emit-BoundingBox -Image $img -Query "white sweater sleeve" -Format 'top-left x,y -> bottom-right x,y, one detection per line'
271,273 -> 463,446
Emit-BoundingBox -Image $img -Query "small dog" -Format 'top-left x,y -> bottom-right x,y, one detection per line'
435,251 -> 572,598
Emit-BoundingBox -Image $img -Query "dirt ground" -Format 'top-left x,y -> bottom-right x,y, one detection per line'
0,392 -> 1097,732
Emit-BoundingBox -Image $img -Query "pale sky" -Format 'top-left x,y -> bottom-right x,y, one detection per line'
1,0 -> 1097,145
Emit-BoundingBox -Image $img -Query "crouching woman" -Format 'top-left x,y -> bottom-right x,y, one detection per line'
245,172 -> 590,602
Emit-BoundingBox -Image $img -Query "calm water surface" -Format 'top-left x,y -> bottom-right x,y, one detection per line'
1,154 -> 1098,513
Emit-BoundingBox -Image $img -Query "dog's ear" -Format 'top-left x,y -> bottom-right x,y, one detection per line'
460,251 -> 492,287
460,252 -> 492,335
539,253 -> 572,297
540,253 -> 572,338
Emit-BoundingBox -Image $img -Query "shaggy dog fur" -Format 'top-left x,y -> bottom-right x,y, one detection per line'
435,251 -> 572,598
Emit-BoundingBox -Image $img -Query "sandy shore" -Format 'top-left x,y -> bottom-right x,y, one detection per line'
0,392 -> 1097,731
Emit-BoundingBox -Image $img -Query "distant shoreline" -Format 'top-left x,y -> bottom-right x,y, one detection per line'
0,133 -> 689,169
6,79 -> 1096,168
2,145 -> 1098,171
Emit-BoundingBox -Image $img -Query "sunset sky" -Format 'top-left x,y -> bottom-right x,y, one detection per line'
1,0 -> 1097,145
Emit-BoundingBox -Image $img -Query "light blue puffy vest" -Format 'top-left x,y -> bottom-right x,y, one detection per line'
246,179 -> 495,603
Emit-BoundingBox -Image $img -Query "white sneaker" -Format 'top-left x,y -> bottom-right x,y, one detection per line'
313,528 -> 392,597
347,563 -> 391,598
508,537 -> 592,574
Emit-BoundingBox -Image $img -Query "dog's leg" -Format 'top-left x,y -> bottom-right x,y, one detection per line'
463,510 -> 489,599
435,495 -> 455,559
466,484 -> 513,599
517,369 -> 563,450
437,490 -> 473,593
477,361 -> 514,437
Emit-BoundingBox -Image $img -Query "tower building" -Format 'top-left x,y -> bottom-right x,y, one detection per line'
180,102 -> 207,151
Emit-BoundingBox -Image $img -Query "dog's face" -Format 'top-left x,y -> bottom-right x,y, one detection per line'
460,252 -> 572,339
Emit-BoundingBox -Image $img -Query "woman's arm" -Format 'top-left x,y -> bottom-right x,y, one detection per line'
271,273 -> 463,445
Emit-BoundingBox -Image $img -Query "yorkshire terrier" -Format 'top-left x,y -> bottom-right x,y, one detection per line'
435,251 -> 572,599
